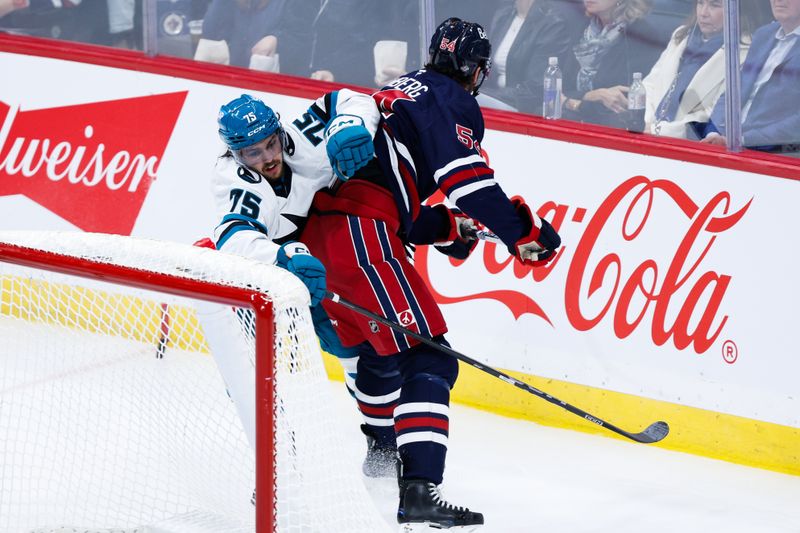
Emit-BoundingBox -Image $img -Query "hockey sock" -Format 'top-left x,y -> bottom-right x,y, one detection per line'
394,373 -> 450,485
355,348 -> 401,447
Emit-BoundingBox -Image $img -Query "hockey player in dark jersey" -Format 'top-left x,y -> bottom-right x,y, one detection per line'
302,17 -> 562,530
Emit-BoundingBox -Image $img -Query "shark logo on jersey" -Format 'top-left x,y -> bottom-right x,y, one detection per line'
284,132 -> 296,156
237,165 -> 262,184
279,213 -> 305,241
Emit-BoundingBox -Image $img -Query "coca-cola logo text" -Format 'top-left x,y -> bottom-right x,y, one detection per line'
417,176 -> 751,354
0,93 -> 186,234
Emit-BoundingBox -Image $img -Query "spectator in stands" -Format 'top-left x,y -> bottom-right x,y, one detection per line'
551,0 -> 594,42
698,0 -> 800,152
560,0 -> 666,129
308,0 -> 382,86
0,0 -> 24,20
370,2 -> 423,86
196,0 -> 286,70
267,0 -> 318,77
1,0 -> 214,53
105,0 -> 136,48
0,0 -> 91,40
0,0 -> 136,49
642,0 -> 754,138
434,0 -> 499,29
647,0 -> 695,44
481,0 -> 573,115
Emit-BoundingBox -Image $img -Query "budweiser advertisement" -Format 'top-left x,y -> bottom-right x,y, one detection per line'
0,93 -> 186,234
1,50 -> 797,431
0,51 -> 307,240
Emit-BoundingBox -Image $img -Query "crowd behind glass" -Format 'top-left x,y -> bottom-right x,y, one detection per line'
2,0 -> 797,156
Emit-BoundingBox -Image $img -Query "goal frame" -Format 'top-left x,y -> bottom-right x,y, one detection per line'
0,240 -> 277,533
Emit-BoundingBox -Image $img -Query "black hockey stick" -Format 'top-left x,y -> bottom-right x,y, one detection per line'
326,291 -> 669,444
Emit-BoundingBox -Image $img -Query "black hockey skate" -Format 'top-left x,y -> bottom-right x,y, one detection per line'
360,424 -> 399,478
397,480 -> 484,531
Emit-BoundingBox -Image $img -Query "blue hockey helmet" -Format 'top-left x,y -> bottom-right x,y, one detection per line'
428,17 -> 492,94
218,94 -> 281,151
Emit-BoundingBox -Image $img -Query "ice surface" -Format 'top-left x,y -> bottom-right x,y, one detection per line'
324,382 -> 800,533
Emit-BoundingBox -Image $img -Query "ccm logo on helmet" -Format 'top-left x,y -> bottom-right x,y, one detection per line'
247,123 -> 267,137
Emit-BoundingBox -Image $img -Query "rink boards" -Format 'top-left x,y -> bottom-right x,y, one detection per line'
1,35 -> 798,476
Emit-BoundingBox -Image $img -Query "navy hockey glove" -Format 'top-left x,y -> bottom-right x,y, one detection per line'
510,197 -> 561,267
324,114 -> 374,181
432,205 -> 481,260
276,242 -> 327,306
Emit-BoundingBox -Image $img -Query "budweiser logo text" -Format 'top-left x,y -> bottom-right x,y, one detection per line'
0,93 -> 186,234
417,176 -> 751,354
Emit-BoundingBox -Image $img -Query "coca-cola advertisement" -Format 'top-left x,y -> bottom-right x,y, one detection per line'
420,132 -> 798,429
0,48 -> 797,435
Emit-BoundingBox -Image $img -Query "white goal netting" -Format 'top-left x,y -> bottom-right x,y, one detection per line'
0,231 -> 389,533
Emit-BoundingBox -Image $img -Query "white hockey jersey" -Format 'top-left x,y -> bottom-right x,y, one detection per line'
211,89 -> 380,264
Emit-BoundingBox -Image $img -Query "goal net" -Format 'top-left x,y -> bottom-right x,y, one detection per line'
0,231 -> 389,533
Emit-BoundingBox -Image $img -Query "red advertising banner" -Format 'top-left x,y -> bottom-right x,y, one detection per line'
0,92 -> 186,235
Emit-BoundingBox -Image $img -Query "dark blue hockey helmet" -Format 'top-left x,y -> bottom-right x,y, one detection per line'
428,17 -> 492,94
218,94 -> 282,151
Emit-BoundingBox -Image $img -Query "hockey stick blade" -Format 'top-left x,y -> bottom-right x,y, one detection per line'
629,421 -> 670,444
326,291 -> 670,444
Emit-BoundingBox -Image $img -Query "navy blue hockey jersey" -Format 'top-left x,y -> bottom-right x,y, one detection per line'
372,69 -> 525,249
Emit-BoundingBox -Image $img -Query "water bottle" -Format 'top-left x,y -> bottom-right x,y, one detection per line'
542,57 -> 562,119
627,72 -> 646,132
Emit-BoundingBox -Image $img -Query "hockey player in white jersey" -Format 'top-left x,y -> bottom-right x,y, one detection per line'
212,91 -> 377,268
204,92 -> 394,475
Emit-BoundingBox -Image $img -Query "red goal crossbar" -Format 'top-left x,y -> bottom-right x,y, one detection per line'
0,241 -> 277,533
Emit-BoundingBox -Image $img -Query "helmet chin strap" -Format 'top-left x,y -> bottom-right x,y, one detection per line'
471,67 -> 488,96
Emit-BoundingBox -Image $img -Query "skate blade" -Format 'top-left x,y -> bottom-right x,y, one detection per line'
399,523 -> 482,532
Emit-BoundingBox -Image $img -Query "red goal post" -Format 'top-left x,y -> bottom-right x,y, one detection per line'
0,231 -> 388,533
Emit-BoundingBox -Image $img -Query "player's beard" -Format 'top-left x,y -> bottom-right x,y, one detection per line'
261,158 -> 283,181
